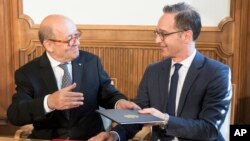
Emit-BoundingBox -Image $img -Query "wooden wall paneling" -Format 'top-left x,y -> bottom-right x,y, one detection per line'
239,0 -> 250,124
232,0 -> 250,123
14,0 -> 39,69
0,0 -> 7,123
0,0 -> 14,125
80,41 -> 162,99
231,0 -> 243,124
246,0 -> 250,123
0,0 -> 21,136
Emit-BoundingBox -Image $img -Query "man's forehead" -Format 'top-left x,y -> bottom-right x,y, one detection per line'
59,27 -> 78,35
157,14 -> 176,30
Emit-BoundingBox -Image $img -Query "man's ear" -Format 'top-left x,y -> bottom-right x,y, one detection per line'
182,30 -> 193,42
43,40 -> 53,53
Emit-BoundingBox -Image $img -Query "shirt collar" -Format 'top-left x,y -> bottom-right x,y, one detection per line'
171,49 -> 196,68
46,52 -> 71,68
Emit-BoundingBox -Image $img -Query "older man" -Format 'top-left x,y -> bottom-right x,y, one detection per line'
7,14 -> 139,140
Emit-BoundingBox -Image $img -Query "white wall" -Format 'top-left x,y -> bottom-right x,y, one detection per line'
23,0 -> 230,26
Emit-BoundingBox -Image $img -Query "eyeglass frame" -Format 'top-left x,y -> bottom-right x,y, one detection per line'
154,30 -> 186,41
47,31 -> 81,47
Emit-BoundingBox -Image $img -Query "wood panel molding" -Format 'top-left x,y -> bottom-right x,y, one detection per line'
19,40 -> 44,66
17,0 -> 38,29
197,42 -> 233,65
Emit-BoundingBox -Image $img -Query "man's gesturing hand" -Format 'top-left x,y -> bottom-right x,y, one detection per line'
48,83 -> 84,110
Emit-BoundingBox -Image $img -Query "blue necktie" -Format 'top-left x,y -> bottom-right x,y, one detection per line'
58,63 -> 72,120
167,63 -> 182,116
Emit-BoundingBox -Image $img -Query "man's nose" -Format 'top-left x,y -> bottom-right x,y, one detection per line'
155,36 -> 162,43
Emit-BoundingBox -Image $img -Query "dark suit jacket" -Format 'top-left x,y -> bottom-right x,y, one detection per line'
7,51 -> 127,140
113,51 -> 231,141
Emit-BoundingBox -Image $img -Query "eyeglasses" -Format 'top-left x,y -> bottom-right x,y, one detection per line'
48,31 -> 81,47
154,30 -> 184,41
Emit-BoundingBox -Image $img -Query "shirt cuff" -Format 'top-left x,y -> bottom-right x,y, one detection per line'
110,131 -> 120,141
44,95 -> 55,113
160,113 -> 170,129
164,113 -> 170,124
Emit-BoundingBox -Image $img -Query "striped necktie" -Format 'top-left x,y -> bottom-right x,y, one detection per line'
59,63 -> 72,88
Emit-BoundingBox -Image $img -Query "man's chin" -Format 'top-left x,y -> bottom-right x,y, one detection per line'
72,52 -> 79,59
68,51 -> 79,61
161,52 -> 170,58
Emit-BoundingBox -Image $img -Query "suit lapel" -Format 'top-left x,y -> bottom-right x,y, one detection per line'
39,53 -> 58,93
177,52 -> 205,116
71,56 -> 84,92
159,59 -> 171,112
69,55 -> 84,123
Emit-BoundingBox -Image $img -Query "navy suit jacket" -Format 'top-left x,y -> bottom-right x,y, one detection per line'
114,51 -> 231,141
7,51 -> 127,140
